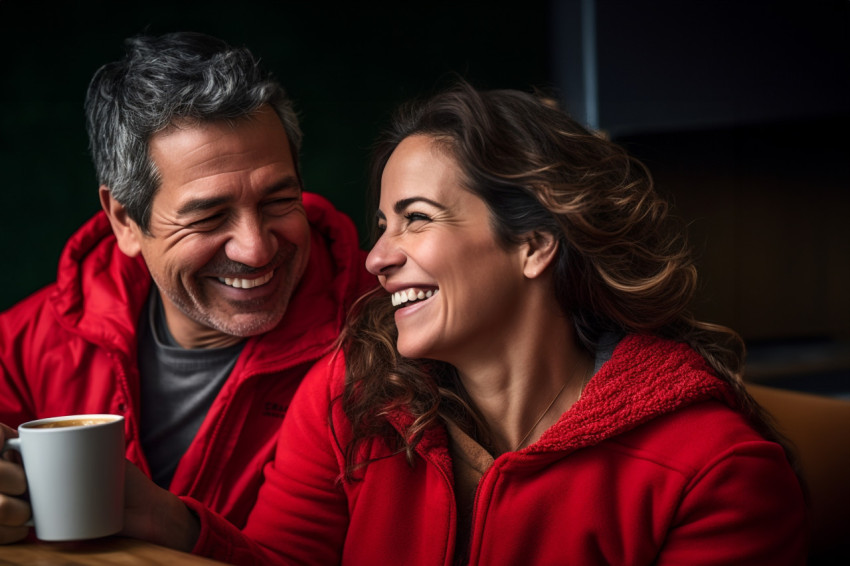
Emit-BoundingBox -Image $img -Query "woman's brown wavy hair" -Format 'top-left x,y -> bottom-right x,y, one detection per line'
338,80 -> 791,480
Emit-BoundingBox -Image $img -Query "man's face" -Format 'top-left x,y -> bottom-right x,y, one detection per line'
109,105 -> 310,348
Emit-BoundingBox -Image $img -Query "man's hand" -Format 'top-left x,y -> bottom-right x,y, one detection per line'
121,461 -> 200,552
0,423 -> 30,544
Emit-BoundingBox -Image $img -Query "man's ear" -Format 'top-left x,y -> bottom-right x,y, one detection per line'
521,231 -> 559,279
99,185 -> 143,257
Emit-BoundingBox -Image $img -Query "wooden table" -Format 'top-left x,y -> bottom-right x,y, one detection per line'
0,536 -> 228,565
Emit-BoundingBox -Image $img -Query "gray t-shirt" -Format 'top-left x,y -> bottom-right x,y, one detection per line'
137,290 -> 244,488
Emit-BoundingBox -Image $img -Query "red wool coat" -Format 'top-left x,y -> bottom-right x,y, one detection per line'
188,334 -> 808,565
0,192 -> 374,528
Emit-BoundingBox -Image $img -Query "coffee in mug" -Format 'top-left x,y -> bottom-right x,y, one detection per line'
26,417 -> 116,429
2,414 -> 125,541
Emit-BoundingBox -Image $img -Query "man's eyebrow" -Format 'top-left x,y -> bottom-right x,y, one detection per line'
262,176 -> 301,197
176,176 -> 301,217
176,196 -> 229,217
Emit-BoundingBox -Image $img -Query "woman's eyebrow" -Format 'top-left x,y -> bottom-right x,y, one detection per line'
393,197 -> 446,214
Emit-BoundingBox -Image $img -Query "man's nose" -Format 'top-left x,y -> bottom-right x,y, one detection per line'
224,215 -> 277,267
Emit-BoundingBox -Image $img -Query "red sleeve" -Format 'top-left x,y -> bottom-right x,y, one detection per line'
189,352 -> 350,565
657,440 -> 808,565
0,288 -> 53,425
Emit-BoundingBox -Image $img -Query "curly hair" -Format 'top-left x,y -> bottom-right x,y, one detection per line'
340,80 -> 787,480
85,31 -> 302,232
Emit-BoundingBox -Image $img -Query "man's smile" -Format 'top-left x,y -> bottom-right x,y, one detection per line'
217,271 -> 275,289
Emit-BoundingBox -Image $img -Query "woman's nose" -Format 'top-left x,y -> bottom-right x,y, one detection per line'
366,234 -> 405,276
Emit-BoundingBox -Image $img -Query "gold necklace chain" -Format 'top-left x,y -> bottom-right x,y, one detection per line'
512,379 -> 570,451
512,356 -> 588,452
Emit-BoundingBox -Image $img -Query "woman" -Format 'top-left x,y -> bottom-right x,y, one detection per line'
135,82 -> 808,564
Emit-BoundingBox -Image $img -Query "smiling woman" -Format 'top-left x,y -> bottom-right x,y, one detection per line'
179,81 -> 809,565
367,134 -> 534,366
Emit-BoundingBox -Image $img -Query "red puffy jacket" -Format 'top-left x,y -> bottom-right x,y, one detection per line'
188,335 -> 808,565
0,192 -> 375,528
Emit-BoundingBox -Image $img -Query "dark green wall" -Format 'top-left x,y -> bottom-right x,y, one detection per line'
0,0 -> 553,310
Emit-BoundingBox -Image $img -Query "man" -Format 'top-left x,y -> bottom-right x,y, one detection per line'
0,31 -> 374,544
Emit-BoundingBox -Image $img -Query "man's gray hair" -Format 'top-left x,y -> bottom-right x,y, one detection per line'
85,31 -> 302,232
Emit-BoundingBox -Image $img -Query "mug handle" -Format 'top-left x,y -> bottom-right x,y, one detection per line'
1,437 -> 35,528
1,436 -> 21,453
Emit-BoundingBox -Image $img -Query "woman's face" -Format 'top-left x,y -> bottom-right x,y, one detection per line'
366,135 -> 528,364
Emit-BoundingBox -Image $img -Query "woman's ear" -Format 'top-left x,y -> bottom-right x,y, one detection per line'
522,231 -> 559,279
99,185 -> 143,257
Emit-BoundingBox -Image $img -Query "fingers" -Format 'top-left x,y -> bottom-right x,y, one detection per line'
0,460 -> 27,496
0,494 -> 30,526
0,422 -> 18,444
0,524 -> 30,545
1,424 -> 21,466
0,423 -> 30,544
0,492 -> 31,544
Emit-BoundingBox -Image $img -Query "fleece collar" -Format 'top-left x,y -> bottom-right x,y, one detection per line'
525,334 -> 735,455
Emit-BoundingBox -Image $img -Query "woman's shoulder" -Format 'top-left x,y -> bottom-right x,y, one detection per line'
609,399 -> 783,475
302,349 -> 347,388
287,350 -> 348,418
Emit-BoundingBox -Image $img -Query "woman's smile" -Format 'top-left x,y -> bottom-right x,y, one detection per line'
390,287 -> 439,307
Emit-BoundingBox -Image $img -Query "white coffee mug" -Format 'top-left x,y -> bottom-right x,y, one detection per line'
1,414 -> 125,541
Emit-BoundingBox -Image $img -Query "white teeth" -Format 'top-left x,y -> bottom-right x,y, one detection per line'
391,288 -> 438,307
219,271 -> 274,289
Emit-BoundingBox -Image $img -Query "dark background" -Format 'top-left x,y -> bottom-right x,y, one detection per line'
0,0 -> 554,308
1,0 -> 848,392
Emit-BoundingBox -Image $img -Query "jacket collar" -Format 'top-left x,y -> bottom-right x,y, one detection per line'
50,211 -> 150,352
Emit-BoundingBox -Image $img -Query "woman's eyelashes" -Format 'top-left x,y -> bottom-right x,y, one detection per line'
374,209 -> 434,235
403,211 -> 431,223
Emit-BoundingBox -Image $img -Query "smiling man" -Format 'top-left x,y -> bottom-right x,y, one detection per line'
103,106 -> 311,349
0,32 -> 374,544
